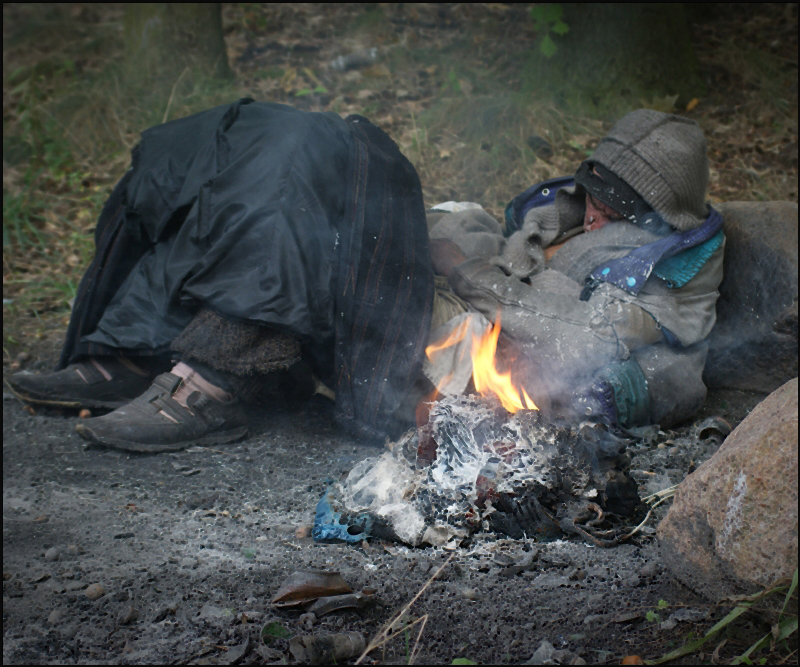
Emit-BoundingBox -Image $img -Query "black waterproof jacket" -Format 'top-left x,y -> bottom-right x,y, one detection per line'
59,99 -> 434,439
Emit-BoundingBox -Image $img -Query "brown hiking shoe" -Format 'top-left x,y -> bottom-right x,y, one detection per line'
8,358 -> 158,410
75,373 -> 248,453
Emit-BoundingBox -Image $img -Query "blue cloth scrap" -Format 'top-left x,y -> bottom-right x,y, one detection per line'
312,489 -> 373,543
580,206 -> 724,301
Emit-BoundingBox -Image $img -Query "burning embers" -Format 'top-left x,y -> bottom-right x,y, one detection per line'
313,395 -> 640,548
425,314 -> 537,413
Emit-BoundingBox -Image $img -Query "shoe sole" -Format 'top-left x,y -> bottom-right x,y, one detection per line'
75,423 -> 249,453
7,385 -> 128,410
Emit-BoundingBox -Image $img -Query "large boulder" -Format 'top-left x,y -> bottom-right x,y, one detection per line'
657,378 -> 798,601
704,201 -> 798,393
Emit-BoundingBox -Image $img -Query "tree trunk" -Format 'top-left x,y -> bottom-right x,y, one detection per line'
524,3 -> 705,115
123,3 -> 232,87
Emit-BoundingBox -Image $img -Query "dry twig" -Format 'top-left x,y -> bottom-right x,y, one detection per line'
355,553 -> 454,664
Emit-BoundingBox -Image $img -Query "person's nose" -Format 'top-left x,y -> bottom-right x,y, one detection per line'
583,198 -> 613,232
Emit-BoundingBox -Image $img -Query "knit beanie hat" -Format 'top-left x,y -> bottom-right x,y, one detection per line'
580,110 -> 709,231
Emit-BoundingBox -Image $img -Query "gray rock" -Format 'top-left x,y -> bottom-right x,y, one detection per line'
117,606 -> 139,625
179,557 -> 198,569
199,603 -> 235,626
59,623 -> 80,639
705,201 -> 798,392
529,640 -> 555,664
639,561 -> 659,579
44,547 -> 60,562
460,587 -> 478,601
47,608 -> 65,625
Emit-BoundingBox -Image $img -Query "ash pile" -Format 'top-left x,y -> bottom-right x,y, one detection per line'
314,396 -> 640,548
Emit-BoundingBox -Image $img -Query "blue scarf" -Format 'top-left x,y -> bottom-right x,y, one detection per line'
580,206 -> 724,301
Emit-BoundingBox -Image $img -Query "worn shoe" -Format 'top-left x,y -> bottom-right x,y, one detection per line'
74,373 -> 248,453
8,358 -> 158,410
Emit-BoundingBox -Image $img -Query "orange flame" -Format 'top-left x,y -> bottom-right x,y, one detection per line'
426,314 -> 537,413
470,316 -> 537,413
425,317 -> 470,358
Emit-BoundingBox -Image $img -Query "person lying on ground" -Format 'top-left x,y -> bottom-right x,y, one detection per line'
425,109 -> 724,431
9,105 -> 723,452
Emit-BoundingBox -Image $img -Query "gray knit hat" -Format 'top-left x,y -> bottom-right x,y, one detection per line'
588,110 -> 709,231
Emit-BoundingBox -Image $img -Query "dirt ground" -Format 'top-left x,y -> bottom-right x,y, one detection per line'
3,3 -> 797,665
1,343 -> 777,665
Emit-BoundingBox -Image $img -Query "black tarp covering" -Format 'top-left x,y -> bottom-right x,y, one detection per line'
59,99 -> 434,439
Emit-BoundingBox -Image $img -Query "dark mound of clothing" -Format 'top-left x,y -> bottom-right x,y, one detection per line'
60,99 -> 434,440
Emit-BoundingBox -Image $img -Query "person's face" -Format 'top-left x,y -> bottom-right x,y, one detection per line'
583,192 -> 623,232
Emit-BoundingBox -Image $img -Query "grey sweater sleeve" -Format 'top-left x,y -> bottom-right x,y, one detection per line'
429,208 -> 505,260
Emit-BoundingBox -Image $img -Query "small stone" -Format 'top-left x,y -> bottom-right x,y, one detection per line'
118,606 -> 139,625
199,603 -> 235,626
460,587 -> 478,601
44,547 -> 60,562
10,361 -> 21,372
552,649 -> 584,665
179,557 -> 198,569
583,614 -> 606,626
46,580 -> 66,594
65,581 -> 87,592
639,562 -> 659,579
294,525 -> 312,539
85,583 -> 105,600
624,574 -> 641,588
298,611 -> 316,630
47,608 -> 65,625
529,640 -> 555,664
16,351 -> 31,362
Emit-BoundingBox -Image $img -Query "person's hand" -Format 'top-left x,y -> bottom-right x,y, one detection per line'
430,238 -> 467,278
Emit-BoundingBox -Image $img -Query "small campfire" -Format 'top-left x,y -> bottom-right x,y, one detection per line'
314,315 -> 643,548
425,314 -> 537,413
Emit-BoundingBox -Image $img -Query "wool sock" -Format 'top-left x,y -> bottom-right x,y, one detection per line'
170,362 -> 233,407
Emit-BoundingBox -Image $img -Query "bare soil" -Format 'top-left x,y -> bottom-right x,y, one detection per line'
1,346 -> 775,665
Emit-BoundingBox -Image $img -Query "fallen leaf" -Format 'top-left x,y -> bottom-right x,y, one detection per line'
79,409 -> 92,419
305,589 -> 375,616
272,570 -> 352,607
686,97 -> 700,111
621,657 -> 644,665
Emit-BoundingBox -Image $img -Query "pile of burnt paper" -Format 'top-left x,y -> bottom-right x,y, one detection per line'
313,396 -> 640,547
